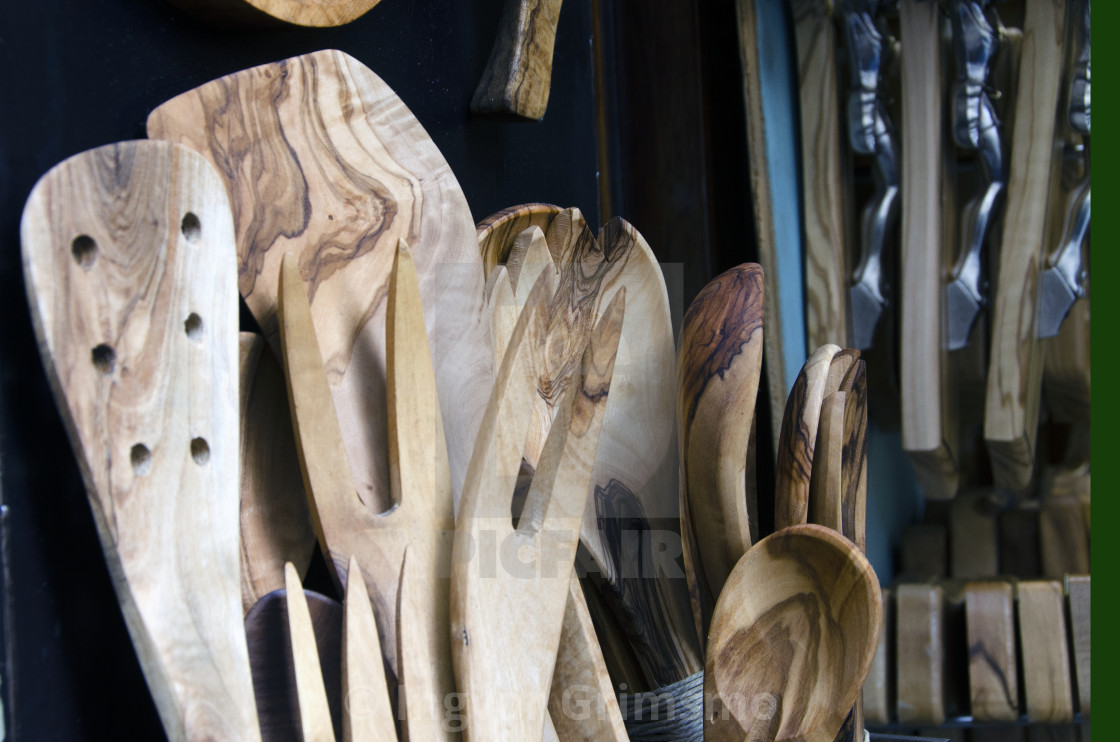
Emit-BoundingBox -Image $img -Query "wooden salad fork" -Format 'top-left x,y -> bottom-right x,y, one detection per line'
279,243 -> 455,738
451,272 -> 624,741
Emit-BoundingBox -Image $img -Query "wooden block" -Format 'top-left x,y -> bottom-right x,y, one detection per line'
863,587 -> 893,725
897,583 -> 945,725
967,582 -> 1019,722
951,493 -> 1001,579
999,507 -> 1042,578
899,524 -> 948,580
1066,575 -> 1090,717
1017,581 -> 1075,722
1039,497 -> 1090,578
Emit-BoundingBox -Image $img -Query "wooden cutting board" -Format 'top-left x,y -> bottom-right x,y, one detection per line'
148,49 -> 493,519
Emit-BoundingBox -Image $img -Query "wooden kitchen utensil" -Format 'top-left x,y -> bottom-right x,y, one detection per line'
239,332 -> 316,613
966,581 -> 1019,722
341,555 -> 396,742
164,0 -> 380,27
1018,581 -> 1075,723
1067,575 -> 1090,717
472,0 -> 565,120
21,140 -> 259,740
896,582 -> 945,725
451,275 -> 623,740
286,564 -> 337,742
279,244 -> 455,736
477,203 -> 565,279
775,343 -> 842,530
984,0 -> 1068,490
704,524 -> 882,742
677,263 -> 765,625
147,48 -> 492,519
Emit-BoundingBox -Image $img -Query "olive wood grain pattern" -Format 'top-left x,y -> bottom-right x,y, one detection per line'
839,361 -> 868,551
239,332 -> 316,613
163,0 -> 380,27
21,140 -> 259,742
863,587 -> 893,726
1017,581 -> 1075,723
278,245 -> 456,738
1067,575 -> 1090,717
677,263 -> 765,619
984,0 -> 1068,490
704,524 -> 882,742
286,563 -> 337,742
966,581 -> 1019,722
899,0 -> 960,501
808,391 -> 846,534
1039,496 -> 1090,578
896,583 -> 945,725
342,556 -> 395,742
775,343 -> 842,530
477,203 -> 564,280
147,49 -> 492,519
792,0 -> 850,351
245,589 -> 343,742
451,279 -> 623,742
547,576 -> 629,741
471,0 -> 565,120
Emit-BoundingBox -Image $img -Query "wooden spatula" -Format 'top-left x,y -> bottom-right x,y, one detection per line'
452,274 -> 624,740
279,244 -> 455,735
147,48 -> 492,519
21,140 -> 259,741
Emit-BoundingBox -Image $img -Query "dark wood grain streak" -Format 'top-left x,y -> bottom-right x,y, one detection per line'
839,360 -> 868,552
965,582 -> 1019,722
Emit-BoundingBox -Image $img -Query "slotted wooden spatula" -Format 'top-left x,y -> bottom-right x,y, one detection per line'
21,140 -> 259,741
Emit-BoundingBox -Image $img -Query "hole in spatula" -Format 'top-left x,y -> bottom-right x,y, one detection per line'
131,444 -> 152,476
71,235 -> 97,268
190,437 -> 210,465
181,213 -> 201,242
184,313 -> 204,341
91,344 -> 115,375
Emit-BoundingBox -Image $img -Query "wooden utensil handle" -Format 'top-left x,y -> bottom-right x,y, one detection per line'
472,0 -> 564,120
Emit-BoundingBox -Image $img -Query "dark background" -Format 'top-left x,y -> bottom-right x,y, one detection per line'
0,0 -> 753,737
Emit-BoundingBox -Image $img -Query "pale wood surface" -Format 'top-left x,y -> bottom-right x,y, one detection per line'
547,576 -> 629,741
792,0 -> 850,351
896,583 -> 945,725
238,332 -> 315,613
164,0 -> 380,27
278,246 -> 457,738
808,391 -> 846,534
1067,575 -> 1090,717
148,49 -> 492,520
951,493 -> 1000,580
398,548 -> 443,740
899,0 -> 959,501
1040,496 -> 1090,578
966,581 -> 1019,722
21,140 -> 259,741
677,263 -> 764,614
471,0 -> 564,120
704,524 -> 882,742
342,557 -> 395,742
451,281 -> 623,741
477,203 -> 564,280
775,343 -> 842,530
286,563 -> 337,742
863,587 -> 892,726
984,0 -> 1068,490
1018,581 -> 1075,722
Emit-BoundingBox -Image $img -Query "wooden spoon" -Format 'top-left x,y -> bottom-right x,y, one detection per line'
451,275 -> 624,740
162,0 -> 380,27
477,202 -> 565,279
704,524 -> 882,742
676,263 -> 765,637
147,48 -> 492,519
279,244 -> 455,736
21,140 -> 259,740
472,0 -> 565,120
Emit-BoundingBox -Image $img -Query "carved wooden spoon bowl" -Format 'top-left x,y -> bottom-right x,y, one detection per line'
704,524 -> 881,742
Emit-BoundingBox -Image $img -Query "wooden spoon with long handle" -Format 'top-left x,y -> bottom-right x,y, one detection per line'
21,140 -> 259,741
704,524 -> 882,742
147,48 -> 492,522
452,276 -> 624,741
279,243 -> 455,737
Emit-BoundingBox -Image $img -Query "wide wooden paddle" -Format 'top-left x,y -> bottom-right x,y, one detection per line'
472,0 -> 565,120
163,0 -> 380,27
704,524 -> 882,742
279,244 -> 455,736
147,49 -> 492,518
451,274 -> 623,740
238,332 -> 316,613
21,140 -> 259,740
676,263 -> 765,637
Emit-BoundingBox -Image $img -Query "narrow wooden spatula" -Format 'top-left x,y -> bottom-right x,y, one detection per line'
21,140 -> 260,741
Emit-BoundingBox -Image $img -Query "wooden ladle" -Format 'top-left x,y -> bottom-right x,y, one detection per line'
704,524 -> 882,742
